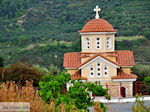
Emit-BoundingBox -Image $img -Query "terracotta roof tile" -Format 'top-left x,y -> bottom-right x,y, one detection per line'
79,19 -> 117,33
63,50 -> 135,68
116,50 -> 135,66
112,71 -> 138,79
63,52 -> 81,68
70,72 -> 87,80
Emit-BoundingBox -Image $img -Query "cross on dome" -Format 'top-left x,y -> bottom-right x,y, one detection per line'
94,5 -> 101,19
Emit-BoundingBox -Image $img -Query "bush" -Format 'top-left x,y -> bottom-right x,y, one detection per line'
144,31 -> 150,40
144,77 -> 150,94
0,63 -> 43,86
144,77 -> 150,85
39,73 -> 107,110
132,94 -> 150,112
132,64 -> 150,81
94,102 -> 106,112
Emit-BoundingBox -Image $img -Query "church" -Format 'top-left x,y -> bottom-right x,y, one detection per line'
63,5 -> 137,97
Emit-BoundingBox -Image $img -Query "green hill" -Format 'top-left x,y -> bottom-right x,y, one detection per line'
0,0 -> 150,68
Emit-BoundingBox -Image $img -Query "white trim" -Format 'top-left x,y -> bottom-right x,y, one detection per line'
113,79 -> 136,82
121,66 -> 133,67
66,67 -> 78,69
80,80 -> 87,82
93,96 -> 150,103
79,56 -> 119,69
88,79 -> 112,82
80,32 -> 116,35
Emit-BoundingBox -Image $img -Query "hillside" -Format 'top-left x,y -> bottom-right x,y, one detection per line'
0,0 -> 150,68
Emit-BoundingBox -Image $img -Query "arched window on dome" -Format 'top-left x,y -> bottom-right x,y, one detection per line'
96,37 -> 101,49
86,38 -> 90,49
106,37 -> 111,49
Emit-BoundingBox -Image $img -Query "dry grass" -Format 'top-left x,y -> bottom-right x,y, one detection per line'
93,102 -> 103,112
0,81 -> 55,112
0,81 -> 85,112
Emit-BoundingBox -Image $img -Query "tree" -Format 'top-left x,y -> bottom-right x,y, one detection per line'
0,63 -> 44,86
144,76 -> 150,94
144,31 -> 150,40
39,73 -> 107,110
38,72 -> 70,101
0,57 -> 4,67
32,64 -> 60,75
144,77 -> 150,85
32,64 -> 49,74
48,64 -> 60,76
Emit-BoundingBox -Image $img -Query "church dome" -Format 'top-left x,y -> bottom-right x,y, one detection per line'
79,18 -> 117,33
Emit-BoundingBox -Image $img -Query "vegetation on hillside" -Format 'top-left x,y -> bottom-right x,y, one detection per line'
0,0 -> 150,67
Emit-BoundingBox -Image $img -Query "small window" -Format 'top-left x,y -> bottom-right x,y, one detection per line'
106,37 -> 111,49
90,65 -> 94,77
96,37 -> 101,49
97,61 -> 101,77
86,38 -> 90,49
104,65 -> 108,76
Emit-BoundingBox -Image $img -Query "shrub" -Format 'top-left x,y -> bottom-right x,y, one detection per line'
0,63 -> 43,86
144,77 -> 150,94
132,94 -> 150,112
132,64 -> 150,81
144,77 -> 150,85
39,73 -> 107,110
94,102 -> 106,112
38,72 -> 70,101
144,31 -> 150,40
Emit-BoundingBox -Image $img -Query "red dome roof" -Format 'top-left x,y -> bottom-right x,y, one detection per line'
79,18 -> 117,33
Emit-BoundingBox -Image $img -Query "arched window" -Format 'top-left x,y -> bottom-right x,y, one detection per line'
86,38 -> 90,49
97,61 -> 101,77
104,65 -> 108,76
96,37 -> 101,49
90,65 -> 94,77
106,37 -> 111,49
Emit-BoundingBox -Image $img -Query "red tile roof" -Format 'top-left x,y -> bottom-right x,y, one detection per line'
112,71 -> 137,79
70,72 -> 87,80
63,50 -> 135,68
63,52 -> 81,68
79,19 -> 117,33
116,50 -> 135,66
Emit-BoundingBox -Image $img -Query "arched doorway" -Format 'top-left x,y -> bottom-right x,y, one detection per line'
120,87 -> 126,97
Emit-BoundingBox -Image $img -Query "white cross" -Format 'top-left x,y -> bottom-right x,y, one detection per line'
94,5 -> 101,19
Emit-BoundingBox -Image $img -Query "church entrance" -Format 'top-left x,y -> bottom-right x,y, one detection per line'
120,87 -> 126,97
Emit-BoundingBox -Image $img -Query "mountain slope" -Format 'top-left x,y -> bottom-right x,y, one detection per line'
0,0 -> 150,67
